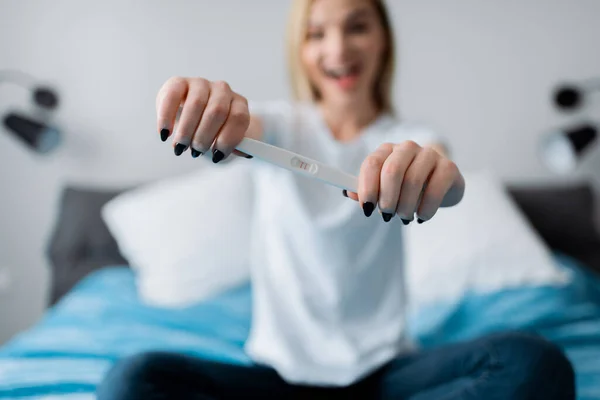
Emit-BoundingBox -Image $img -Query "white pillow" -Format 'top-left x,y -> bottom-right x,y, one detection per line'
102,161 -> 254,307
404,170 -> 571,313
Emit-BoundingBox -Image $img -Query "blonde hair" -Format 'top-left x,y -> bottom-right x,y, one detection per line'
286,0 -> 396,113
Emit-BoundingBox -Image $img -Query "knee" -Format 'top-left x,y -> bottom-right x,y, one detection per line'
96,352 -> 175,400
486,332 -> 575,396
489,332 -> 573,373
108,351 -> 168,382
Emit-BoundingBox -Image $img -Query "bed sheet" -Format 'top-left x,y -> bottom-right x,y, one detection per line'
1,254 -> 599,399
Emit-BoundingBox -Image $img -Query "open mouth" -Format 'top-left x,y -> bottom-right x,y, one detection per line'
322,64 -> 362,89
323,64 -> 361,79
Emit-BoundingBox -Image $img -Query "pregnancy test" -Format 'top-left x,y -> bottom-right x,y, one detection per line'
235,137 -> 358,192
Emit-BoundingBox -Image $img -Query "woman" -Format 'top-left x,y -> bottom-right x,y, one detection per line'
98,0 -> 575,398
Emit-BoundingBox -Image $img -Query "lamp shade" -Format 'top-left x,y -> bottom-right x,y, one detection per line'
3,112 -> 61,154
540,123 -> 598,174
553,85 -> 583,111
32,86 -> 59,110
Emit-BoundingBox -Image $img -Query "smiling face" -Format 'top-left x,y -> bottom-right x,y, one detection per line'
300,0 -> 389,110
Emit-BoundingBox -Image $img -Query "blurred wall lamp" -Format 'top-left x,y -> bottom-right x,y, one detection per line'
1,70 -> 61,154
541,78 -> 599,174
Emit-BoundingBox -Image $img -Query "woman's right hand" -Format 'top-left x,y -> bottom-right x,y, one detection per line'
156,77 -> 251,162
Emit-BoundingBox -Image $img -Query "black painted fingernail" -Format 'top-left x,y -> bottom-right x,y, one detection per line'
401,219 -> 411,226
382,212 -> 393,222
245,155 -> 253,159
342,189 -> 348,197
417,218 -> 425,224
191,149 -> 202,158
363,202 -> 375,217
212,149 -> 225,163
174,143 -> 187,156
160,128 -> 169,142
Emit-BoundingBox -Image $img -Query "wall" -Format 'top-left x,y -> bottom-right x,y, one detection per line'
1,0 -> 599,343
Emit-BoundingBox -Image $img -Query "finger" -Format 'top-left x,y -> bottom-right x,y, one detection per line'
192,81 -> 233,158
396,146 -> 438,220
358,143 -> 393,217
172,79 -> 210,155
378,141 -> 420,222
156,77 -> 189,142
211,93 -> 250,163
342,190 -> 359,201
417,158 -> 458,222
232,149 -> 253,159
171,106 -> 183,147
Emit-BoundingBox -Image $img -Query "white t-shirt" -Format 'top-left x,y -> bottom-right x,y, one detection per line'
245,100 -> 442,386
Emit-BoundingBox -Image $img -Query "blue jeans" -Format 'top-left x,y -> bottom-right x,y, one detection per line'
97,332 -> 575,399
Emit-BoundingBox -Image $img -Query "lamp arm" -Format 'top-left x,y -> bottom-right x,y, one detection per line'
0,70 -> 59,110
0,69 -> 37,90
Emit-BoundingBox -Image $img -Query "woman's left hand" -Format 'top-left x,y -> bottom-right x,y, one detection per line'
344,141 -> 465,224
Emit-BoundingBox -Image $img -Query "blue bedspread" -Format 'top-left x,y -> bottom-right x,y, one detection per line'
1,254 -> 599,399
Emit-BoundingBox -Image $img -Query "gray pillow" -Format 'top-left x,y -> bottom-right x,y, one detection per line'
45,186 -> 130,305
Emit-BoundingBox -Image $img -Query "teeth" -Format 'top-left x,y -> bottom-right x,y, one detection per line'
324,66 -> 357,78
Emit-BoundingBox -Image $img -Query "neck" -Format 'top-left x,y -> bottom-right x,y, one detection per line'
319,99 -> 381,142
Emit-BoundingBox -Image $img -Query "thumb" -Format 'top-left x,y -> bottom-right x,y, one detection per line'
342,189 -> 359,202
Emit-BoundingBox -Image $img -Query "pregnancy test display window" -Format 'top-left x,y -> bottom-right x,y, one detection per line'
291,157 -> 318,174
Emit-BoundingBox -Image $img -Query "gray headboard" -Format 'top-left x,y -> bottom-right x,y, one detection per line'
507,184 -> 600,273
45,187 -> 130,305
44,183 -> 600,306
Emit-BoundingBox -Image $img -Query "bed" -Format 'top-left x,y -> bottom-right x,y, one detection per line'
0,183 -> 599,399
